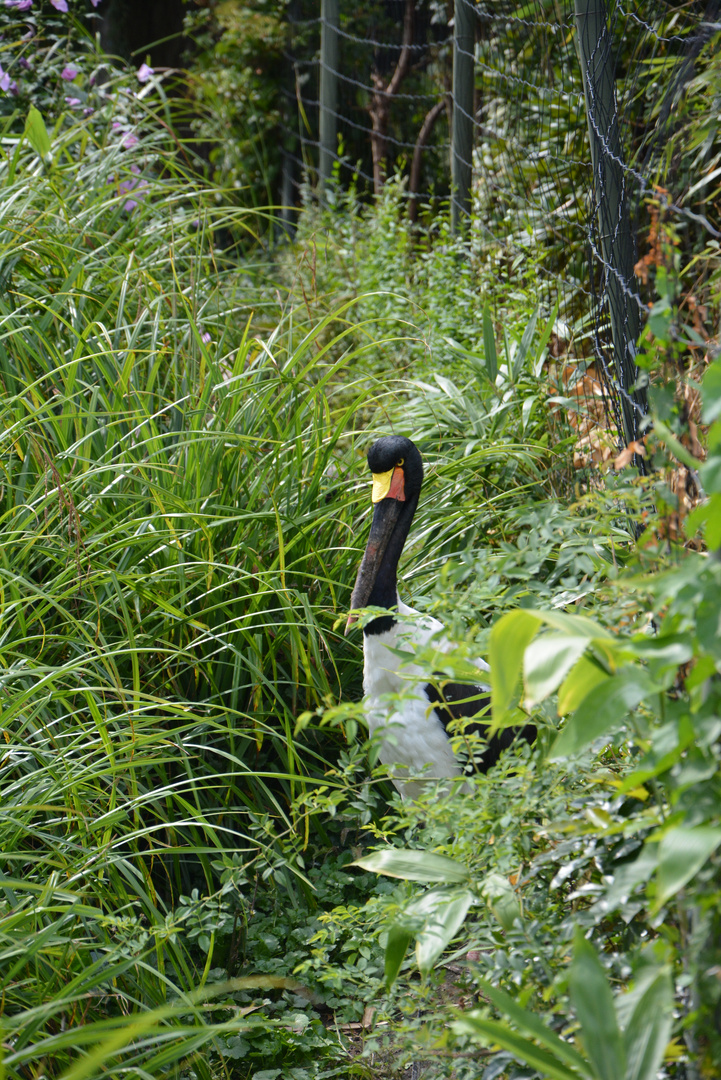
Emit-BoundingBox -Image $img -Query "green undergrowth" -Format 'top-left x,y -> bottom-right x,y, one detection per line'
0,35 -> 590,1078
4,10 -> 721,1080
275,180 -> 551,373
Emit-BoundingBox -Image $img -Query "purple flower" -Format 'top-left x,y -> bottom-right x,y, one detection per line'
118,164 -> 147,212
5,0 -> 33,10
61,65 -> 77,81
64,96 -> 81,107
0,67 -> 11,92
18,57 -> 31,70
82,106 -> 93,116
89,0 -> 101,6
112,121 -> 139,149
201,331 -> 212,344
50,0 -> 68,11
137,63 -> 153,83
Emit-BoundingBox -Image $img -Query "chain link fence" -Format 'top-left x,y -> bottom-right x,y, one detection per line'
279,0 -> 720,474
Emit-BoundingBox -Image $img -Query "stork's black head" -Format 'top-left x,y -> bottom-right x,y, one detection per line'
346,436 -> 424,635
366,435 -> 423,501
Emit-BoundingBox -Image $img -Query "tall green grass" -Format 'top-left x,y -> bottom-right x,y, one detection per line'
0,99 -> 365,1075
0,80 -> 568,1073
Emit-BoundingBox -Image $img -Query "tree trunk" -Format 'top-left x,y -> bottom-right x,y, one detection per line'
368,0 -> 415,196
409,95 -> 449,222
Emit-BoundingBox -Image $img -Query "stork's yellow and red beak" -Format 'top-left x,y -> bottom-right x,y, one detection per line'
345,467 -> 406,634
371,466 -> 405,504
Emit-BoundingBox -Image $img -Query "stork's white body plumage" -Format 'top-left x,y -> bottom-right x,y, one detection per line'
362,600 -> 491,798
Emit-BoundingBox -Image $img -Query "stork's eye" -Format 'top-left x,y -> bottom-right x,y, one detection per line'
397,457 -> 404,467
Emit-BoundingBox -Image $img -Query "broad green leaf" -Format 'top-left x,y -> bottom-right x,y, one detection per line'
703,503 -> 721,552
655,825 -> 721,909
480,872 -> 521,931
685,493 -> 717,537
524,633 -> 590,707
701,357 -> 721,424
557,654 -> 610,716
384,923 -> 412,988
526,608 -> 614,640
550,667 -> 658,759
352,849 -> 471,884
617,965 -> 674,1080
453,1013 -> 586,1080
483,304 -> 498,381
24,106 -> 52,163
490,609 -> 541,723
624,634 -> 693,669
568,928 -> 625,1080
479,982 -> 592,1076
413,888 -> 474,976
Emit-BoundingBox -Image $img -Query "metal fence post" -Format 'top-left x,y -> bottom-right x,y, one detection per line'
451,0 -> 474,234
575,0 -> 645,451
319,0 -> 339,198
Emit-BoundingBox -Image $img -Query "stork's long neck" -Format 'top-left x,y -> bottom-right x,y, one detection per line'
364,492 -> 419,637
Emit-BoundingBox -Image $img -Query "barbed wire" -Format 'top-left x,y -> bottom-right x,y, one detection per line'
281,0 -> 719,459
332,23 -> 452,52
472,3 -> 575,33
615,5 -> 700,45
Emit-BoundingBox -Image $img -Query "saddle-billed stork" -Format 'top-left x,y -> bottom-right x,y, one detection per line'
346,435 -> 533,798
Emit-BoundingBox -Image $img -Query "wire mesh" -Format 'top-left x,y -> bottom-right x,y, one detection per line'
281,1 -> 720,469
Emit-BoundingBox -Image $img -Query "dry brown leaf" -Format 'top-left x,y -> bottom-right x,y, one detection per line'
613,440 -> 646,470
362,1005 -> 376,1028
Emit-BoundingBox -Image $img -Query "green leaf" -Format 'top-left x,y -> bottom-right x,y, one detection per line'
513,305 -> 539,380
412,887 -> 474,976
550,667 -> 658,759
352,849 -> 471,884
589,845 -> 658,918
557,654 -> 610,716
490,609 -> 541,724
617,718 -> 695,794
568,928 -> 625,1080
525,608 -> 614,640
701,358 -> 721,424
652,419 -> 700,469
384,923 -> 412,988
480,872 -> 521,931
617,965 -> 674,1080
524,633 -> 590,708
625,633 -> 693,671
533,298 -> 561,377
24,106 -> 52,163
479,982 -> 592,1076
453,1013 -> 587,1080
483,304 -> 498,381
655,825 -> 721,909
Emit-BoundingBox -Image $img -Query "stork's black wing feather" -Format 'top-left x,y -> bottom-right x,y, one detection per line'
424,680 -> 535,774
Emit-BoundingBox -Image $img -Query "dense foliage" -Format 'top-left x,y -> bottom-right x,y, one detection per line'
0,3 -> 720,1080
